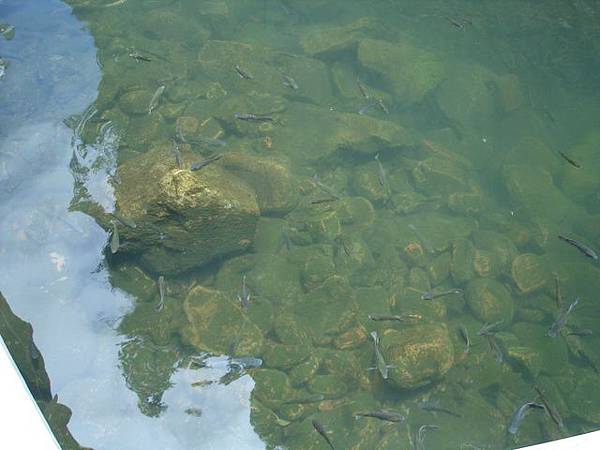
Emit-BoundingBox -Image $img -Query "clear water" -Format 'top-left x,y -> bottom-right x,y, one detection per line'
1,0 -> 600,449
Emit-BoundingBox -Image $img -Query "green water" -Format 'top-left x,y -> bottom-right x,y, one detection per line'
65,0 -> 600,448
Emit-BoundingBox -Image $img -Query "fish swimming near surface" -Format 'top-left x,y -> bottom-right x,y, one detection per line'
312,420 -> 334,450
110,222 -> 120,254
156,276 -> 166,311
508,402 -> 544,434
148,85 -> 165,114
374,153 -> 386,187
548,297 -> 579,337
557,150 -> 581,168
421,289 -> 463,301
190,154 -> 222,171
282,74 -> 299,90
356,79 -> 370,99
355,409 -> 405,422
237,274 -> 251,309
370,331 -> 391,379
234,113 -> 273,122
458,324 -> 471,353
418,400 -> 462,418
128,50 -> 152,62
235,64 -> 254,80
558,235 -> 598,260
368,313 -> 422,322
485,334 -> 503,364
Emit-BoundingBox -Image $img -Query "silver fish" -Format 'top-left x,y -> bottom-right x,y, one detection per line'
421,289 -> 463,301
148,85 -> 165,114
485,334 -> 503,364
282,74 -> 298,90
558,235 -> 598,260
418,400 -> 462,418
534,386 -> 564,431
356,79 -> 370,99
376,98 -> 389,114
370,331 -> 389,379
458,324 -> 471,353
416,425 -> 440,450
477,320 -> 504,336
312,420 -> 334,450
548,297 -> 579,337
190,154 -> 222,171
171,139 -> 184,169
368,313 -> 422,322
374,153 -> 386,187
234,113 -> 273,122
355,409 -> 405,422
237,274 -> 250,308
156,276 -> 166,311
110,222 -> 120,254
235,64 -> 253,80
508,402 -> 544,434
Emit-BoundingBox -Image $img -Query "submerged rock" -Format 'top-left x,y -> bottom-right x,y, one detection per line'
382,324 -> 454,390
466,278 -> 514,324
511,253 -> 550,294
109,146 -> 259,274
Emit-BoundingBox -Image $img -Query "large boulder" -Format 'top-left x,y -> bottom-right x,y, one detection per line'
382,324 -> 454,390
108,145 -> 259,274
466,278 -> 514,324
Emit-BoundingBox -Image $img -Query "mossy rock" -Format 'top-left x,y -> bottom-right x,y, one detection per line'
358,38 -> 445,104
511,253 -> 550,294
181,286 -> 264,356
289,355 -> 320,387
337,197 -> 375,232
451,238 -> 476,285
411,157 -> 470,197
568,375 -> 600,423
428,252 -> 451,286
466,278 -> 514,324
252,368 -> 294,409
300,17 -> 379,57
263,343 -> 311,371
108,145 -> 259,275
302,253 -> 336,291
273,314 -> 313,346
382,324 -> 454,390
307,375 -> 348,397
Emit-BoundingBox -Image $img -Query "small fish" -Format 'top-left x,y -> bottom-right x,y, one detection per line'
234,113 -> 274,122
148,85 -> 165,114
368,313 -> 422,322
421,289 -> 463,301
534,386 -> 563,430
371,331 -> 389,379
310,197 -> 338,205
111,211 -> 137,229
312,175 -> 341,199
418,400 -> 462,418
235,64 -> 253,80
553,273 -> 562,308
508,402 -> 544,434
156,276 -> 166,311
557,151 -> 581,168
477,320 -> 504,336
237,274 -> 251,308
376,98 -> 389,114
485,334 -> 503,364
458,324 -> 471,353
312,420 -> 334,450
548,297 -> 579,337
566,328 -> 593,336
128,51 -> 151,62
171,139 -> 184,169
356,79 -> 370,99
110,222 -> 120,254
558,235 -> 598,260
355,409 -> 405,422
190,154 -> 222,171
374,153 -> 386,187
416,425 -> 440,450
283,394 -> 325,405
282,74 -> 299,90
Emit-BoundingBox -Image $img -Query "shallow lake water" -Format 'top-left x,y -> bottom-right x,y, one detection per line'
1,1 -> 600,449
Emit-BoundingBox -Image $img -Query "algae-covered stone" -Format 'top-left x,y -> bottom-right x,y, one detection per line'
252,368 -> 293,408
451,238 -> 476,284
221,153 -> 298,215
289,355 -> 320,387
247,253 -> 303,304
337,196 -> 375,232
358,38 -> 444,104
300,17 -> 379,57
448,191 -> 485,216
411,157 -> 470,197
307,375 -> 348,398
466,278 -> 514,324
273,314 -> 313,346
182,286 -> 264,355
111,146 -> 259,274
118,89 -> 155,116
428,252 -> 451,286
511,253 -> 550,294
263,344 -> 311,371
302,253 -> 336,291
382,324 -> 454,390
351,161 -> 390,204
109,262 -> 157,302
472,230 -> 517,275
494,73 -> 525,113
